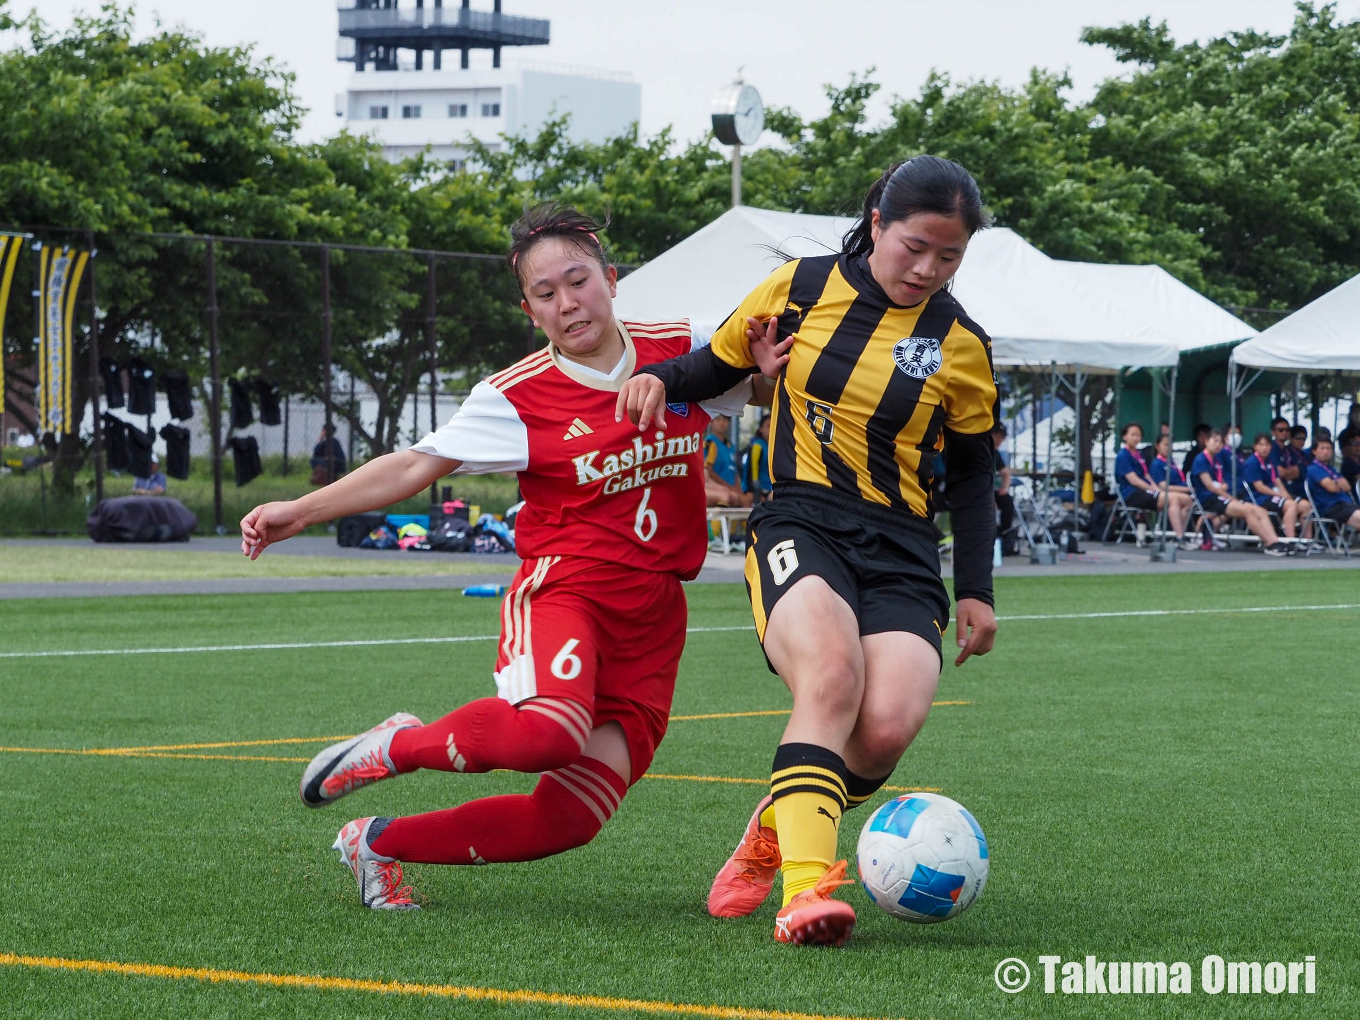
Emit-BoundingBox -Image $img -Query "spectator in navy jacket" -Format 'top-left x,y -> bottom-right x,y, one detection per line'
1307,438 -> 1360,530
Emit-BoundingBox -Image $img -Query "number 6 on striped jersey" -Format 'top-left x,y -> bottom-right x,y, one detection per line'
768,539 -> 799,586
551,638 -> 583,681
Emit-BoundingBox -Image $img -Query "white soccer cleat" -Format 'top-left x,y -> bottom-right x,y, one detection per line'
299,712 -> 422,808
332,816 -> 419,910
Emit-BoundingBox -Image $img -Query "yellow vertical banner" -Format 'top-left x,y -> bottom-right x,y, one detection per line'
36,243 -> 90,436
0,233 -> 25,416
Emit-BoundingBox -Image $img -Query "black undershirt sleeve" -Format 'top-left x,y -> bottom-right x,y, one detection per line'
943,428 -> 997,607
632,347 -> 754,403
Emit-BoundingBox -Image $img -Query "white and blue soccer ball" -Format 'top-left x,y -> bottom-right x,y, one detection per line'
856,792 -> 989,923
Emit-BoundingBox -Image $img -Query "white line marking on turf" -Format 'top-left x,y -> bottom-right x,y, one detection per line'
3,605 -> 1357,660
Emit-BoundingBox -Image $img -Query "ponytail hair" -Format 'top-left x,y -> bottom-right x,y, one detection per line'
842,155 -> 989,257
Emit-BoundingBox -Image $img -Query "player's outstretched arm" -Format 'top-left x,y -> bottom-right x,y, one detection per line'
240,449 -> 458,559
616,322 -> 791,429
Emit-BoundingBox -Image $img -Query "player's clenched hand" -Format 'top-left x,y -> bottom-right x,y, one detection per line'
953,598 -> 997,666
240,500 -> 308,559
746,317 -> 793,379
615,374 -> 668,430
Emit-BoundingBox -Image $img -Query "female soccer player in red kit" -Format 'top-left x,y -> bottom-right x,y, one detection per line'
240,204 -> 768,909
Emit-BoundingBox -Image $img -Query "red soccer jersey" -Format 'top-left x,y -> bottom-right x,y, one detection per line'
411,320 -> 751,580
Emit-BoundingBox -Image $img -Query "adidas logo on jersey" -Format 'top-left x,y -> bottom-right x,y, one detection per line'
562,418 -> 594,441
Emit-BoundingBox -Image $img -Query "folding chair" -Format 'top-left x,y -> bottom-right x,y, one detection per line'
1101,488 -> 1150,545
1304,478 -> 1354,557
1009,477 -> 1054,551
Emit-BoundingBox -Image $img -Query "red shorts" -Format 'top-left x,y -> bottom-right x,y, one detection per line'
493,555 -> 686,783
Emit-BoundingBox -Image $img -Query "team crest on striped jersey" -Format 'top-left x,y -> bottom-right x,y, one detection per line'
562,418 -> 594,440
892,337 -> 943,380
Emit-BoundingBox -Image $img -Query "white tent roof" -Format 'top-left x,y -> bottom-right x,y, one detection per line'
613,207 -> 1180,373
1053,261 -> 1257,352
1231,274 -> 1360,373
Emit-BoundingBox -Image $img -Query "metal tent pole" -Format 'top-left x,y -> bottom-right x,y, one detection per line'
206,239 -> 224,534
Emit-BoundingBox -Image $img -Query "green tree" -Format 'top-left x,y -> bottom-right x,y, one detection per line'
1081,3 -> 1360,314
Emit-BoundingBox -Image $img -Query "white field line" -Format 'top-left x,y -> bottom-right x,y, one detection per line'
2,604 -> 1358,661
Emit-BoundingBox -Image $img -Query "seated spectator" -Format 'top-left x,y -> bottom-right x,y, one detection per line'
1242,432 -> 1312,541
1116,423 -> 1195,547
132,452 -> 167,495
1220,424 -> 1246,466
1290,425 -> 1312,465
992,424 -> 1017,553
703,415 -> 751,508
310,424 -> 346,485
1306,438 -> 1360,531
741,414 -> 773,503
1191,430 -> 1288,556
1139,421 -> 1169,468
1342,435 -> 1360,491
1181,422 -> 1212,476
1148,433 -> 1200,547
1269,417 -> 1307,499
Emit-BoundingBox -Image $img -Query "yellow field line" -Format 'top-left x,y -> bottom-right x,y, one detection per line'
70,702 -> 972,752
0,746 -> 940,793
0,952 -> 901,1020
0,746 -> 308,764
108,736 -> 354,752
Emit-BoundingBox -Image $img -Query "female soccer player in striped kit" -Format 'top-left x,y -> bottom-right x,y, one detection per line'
618,157 -> 999,945
240,204 -> 765,909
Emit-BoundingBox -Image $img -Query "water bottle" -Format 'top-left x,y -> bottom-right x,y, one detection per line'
993,537 -> 1002,566
463,584 -> 507,598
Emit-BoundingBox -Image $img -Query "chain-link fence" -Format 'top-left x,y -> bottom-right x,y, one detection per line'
2,229 -> 618,535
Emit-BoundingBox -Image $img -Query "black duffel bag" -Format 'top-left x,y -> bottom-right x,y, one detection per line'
337,512 -> 388,548
87,496 -> 198,543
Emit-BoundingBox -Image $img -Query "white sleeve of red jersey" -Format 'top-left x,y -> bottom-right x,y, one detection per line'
409,380 -> 530,475
690,327 -> 753,417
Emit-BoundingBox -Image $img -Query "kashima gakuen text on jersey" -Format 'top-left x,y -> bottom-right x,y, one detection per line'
572,430 -> 703,494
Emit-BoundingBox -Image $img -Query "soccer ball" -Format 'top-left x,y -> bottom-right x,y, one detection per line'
856,792 -> 989,923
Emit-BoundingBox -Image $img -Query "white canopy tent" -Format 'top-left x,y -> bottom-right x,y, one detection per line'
1225,273 -> 1360,494
1231,274 -> 1360,373
1055,261 -> 1257,353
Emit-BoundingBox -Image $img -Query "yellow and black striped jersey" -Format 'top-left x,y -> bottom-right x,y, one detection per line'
709,253 -> 997,516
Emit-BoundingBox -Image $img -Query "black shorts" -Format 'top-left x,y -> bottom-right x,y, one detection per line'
1124,489 -> 1159,510
1200,494 -> 1231,514
743,482 -> 950,667
1323,502 -> 1358,524
1257,495 -> 1286,512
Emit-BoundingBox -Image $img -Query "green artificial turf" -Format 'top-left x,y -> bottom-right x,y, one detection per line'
0,571 -> 1356,1019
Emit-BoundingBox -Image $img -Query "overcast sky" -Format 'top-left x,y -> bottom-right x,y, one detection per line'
13,0 -> 1360,146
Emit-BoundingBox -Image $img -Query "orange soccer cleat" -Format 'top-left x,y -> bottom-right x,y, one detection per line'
707,795 -> 781,918
772,860 -> 856,946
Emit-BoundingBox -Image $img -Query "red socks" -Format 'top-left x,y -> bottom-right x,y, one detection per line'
388,697 -> 590,775
368,757 -> 627,864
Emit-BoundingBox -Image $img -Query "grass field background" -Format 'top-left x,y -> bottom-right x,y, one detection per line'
1,570 -> 1356,1018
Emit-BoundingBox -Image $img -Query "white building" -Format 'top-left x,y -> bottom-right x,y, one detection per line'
335,2 -> 641,167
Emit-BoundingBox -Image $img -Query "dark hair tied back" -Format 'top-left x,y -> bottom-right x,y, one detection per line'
842,155 -> 989,257
508,202 -> 609,292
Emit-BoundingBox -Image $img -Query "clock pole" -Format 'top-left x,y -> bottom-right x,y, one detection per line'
712,78 -> 762,210
732,141 -> 742,208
